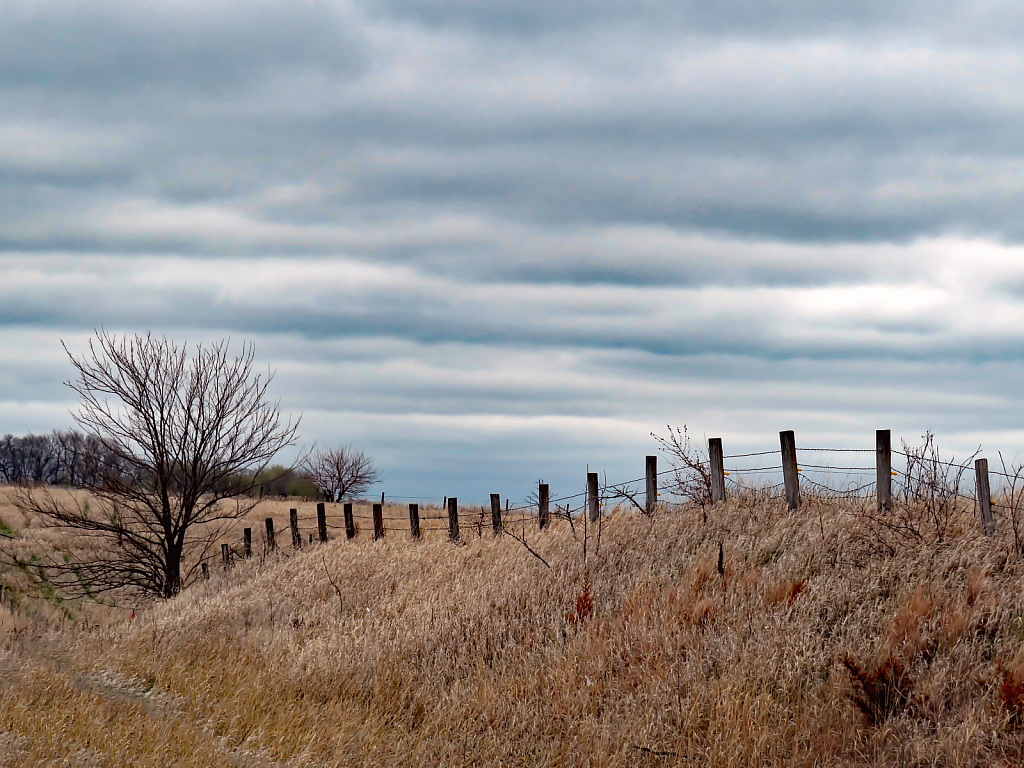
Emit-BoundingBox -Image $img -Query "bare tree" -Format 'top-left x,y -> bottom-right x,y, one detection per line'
302,445 -> 378,501
8,332 -> 299,599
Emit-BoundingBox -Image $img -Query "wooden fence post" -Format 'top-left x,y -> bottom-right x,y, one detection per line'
780,430 -> 800,511
243,528 -> 252,558
448,497 -> 460,542
709,438 -> 726,505
976,458 -> 995,536
587,472 -> 600,523
265,517 -> 275,550
290,509 -> 301,548
876,429 -> 892,513
490,493 -> 502,536
221,543 -> 230,571
645,456 -> 657,515
201,562 -> 209,580
317,502 -> 328,543
538,484 -> 549,530
409,503 -> 421,539
344,503 -> 355,539
373,503 -> 384,540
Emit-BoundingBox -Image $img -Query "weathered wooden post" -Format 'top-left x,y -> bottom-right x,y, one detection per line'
265,517 -> 275,550
372,503 -> 384,540
317,502 -> 328,543
709,438 -> 726,505
290,509 -> 301,548
221,543 -> 230,571
643,456 -> 659,518
780,430 -> 800,511
976,458 -> 995,536
490,493 -> 502,536
344,503 -> 355,539
409,503 -> 421,539
587,472 -> 600,523
201,562 -> 209,580
876,429 -> 892,514
538,483 -> 550,530
448,497 -> 460,542
243,527 -> 252,558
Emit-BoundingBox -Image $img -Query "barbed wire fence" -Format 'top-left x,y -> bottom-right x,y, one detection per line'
195,429 -> 1024,578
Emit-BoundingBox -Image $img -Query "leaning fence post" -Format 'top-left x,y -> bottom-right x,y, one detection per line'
448,497 -> 460,542
265,517 -> 276,550
290,509 -> 301,548
976,458 -> 995,536
373,503 -> 384,540
645,456 -> 657,515
243,528 -> 252,558
344,503 -> 355,539
709,438 -> 726,505
490,493 -> 502,536
876,429 -> 892,513
587,472 -> 600,523
780,430 -> 800,511
317,502 -> 328,543
201,562 -> 209,580
538,483 -> 549,529
221,543 -> 230,571
409,503 -> 421,539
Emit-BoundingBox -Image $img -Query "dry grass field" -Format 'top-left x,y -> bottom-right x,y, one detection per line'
3,485 -> 1024,766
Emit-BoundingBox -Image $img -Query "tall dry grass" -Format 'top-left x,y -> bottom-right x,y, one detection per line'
4,487 -> 1024,765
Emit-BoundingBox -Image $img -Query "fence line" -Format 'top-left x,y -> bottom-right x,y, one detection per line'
196,428 -> 1024,575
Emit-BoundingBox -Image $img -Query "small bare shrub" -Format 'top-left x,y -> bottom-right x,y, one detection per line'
856,432 -> 977,556
652,424 -> 712,510
997,454 -> 1024,556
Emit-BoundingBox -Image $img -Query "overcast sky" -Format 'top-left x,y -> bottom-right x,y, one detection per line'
3,0 -> 1024,502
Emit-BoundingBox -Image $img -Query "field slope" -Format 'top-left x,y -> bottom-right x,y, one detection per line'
3,492 -> 1024,766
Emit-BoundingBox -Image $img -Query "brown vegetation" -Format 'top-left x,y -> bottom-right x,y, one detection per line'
3,486 -> 1024,765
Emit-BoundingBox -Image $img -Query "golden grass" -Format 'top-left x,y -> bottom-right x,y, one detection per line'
5,487 -> 1024,765
0,651 -> 246,768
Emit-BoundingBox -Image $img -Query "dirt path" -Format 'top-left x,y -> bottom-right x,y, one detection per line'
0,627 -> 283,768
4,628 -> 177,719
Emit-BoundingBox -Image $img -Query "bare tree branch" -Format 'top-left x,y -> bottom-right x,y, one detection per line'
652,424 -> 713,509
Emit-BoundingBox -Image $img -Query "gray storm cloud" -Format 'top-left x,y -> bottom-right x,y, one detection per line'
2,0 -> 1024,499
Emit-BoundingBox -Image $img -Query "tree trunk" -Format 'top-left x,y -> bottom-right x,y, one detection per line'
163,542 -> 183,598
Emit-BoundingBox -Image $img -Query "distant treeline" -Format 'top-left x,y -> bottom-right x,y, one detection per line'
0,431 -> 110,486
0,432 -> 320,499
